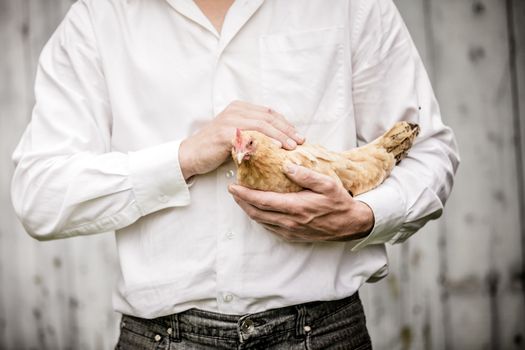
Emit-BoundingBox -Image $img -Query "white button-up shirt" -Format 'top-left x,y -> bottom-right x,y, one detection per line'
11,0 -> 459,318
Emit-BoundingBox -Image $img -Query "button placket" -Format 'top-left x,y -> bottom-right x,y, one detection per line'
216,163 -> 241,313
212,56 -> 229,116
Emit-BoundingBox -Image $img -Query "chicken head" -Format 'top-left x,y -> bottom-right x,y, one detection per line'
232,128 -> 256,165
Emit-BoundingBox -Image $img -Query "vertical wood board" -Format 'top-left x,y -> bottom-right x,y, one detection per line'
428,0 -> 524,348
0,0 -> 120,349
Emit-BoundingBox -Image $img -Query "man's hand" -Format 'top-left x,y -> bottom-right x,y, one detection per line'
179,101 -> 304,179
228,163 -> 375,242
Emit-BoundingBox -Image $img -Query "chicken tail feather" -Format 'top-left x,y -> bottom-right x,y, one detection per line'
376,121 -> 420,164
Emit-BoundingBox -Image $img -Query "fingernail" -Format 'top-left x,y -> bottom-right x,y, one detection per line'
284,162 -> 297,174
272,139 -> 283,148
295,133 -> 305,142
286,138 -> 297,148
228,185 -> 236,193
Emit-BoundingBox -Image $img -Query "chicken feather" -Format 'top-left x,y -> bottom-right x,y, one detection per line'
231,121 -> 420,196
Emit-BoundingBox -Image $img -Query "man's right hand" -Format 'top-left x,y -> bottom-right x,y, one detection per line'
178,100 -> 304,180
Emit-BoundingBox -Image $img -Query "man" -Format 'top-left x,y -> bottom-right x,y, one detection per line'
11,0 -> 459,348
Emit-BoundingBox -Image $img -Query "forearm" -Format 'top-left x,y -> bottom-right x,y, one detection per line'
352,127 -> 459,249
341,200 -> 375,241
12,141 -> 190,240
178,130 -> 228,181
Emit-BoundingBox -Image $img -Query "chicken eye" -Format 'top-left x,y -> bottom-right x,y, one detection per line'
248,140 -> 253,146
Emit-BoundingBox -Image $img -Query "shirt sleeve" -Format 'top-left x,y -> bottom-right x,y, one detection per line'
10,1 -> 191,241
348,0 -> 460,250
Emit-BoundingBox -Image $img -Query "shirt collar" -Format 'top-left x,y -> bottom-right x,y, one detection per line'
165,0 -> 264,54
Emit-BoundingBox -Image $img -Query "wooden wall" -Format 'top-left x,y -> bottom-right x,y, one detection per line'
0,0 -> 523,349
361,0 -> 525,349
0,2 -> 119,349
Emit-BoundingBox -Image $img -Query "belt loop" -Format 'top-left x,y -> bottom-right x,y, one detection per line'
295,305 -> 307,338
170,313 -> 181,341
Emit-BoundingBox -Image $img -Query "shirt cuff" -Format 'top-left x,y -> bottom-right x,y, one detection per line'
350,183 -> 407,251
128,140 -> 191,216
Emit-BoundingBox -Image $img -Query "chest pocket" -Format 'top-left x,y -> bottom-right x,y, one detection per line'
259,27 -> 346,125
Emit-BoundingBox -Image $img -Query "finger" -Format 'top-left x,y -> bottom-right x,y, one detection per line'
262,224 -> 305,243
262,224 -> 290,240
231,101 -> 295,128
235,114 -> 300,150
228,101 -> 304,145
230,101 -> 286,120
229,184 -> 293,213
283,162 -> 339,194
233,196 -> 297,228
246,107 -> 304,143
244,110 -> 303,146
241,116 -> 297,150
233,119 -> 287,149
268,108 -> 306,145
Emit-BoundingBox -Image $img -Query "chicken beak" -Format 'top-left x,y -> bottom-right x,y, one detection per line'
236,151 -> 246,165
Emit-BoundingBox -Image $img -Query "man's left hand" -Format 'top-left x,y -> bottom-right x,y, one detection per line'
228,163 -> 375,242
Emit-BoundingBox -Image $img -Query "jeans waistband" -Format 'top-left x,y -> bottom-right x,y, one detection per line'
121,292 -> 360,344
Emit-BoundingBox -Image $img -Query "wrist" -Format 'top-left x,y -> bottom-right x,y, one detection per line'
341,199 -> 374,241
354,200 -> 374,238
178,138 -> 196,180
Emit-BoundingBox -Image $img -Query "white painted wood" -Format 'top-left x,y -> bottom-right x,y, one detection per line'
424,0 -> 523,349
362,1 -> 525,350
0,1 -> 41,348
0,1 -> 120,349
509,0 -> 525,346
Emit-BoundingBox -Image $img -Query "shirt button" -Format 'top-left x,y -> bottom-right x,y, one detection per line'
304,325 -> 312,333
167,328 -> 173,335
159,194 -> 169,203
154,334 -> 162,342
226,169 -> 235,178
225,231 -> 234,240
223,294 -> 233,302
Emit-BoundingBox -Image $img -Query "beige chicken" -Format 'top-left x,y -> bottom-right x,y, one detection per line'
231,121 -> 420,196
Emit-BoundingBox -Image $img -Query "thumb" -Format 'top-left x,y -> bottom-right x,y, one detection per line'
283,161 -> 338,193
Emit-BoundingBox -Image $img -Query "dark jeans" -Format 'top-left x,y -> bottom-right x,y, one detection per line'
115,292 -> 372,350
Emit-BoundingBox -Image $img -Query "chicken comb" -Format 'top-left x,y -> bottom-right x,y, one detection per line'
235,128 -> 243,149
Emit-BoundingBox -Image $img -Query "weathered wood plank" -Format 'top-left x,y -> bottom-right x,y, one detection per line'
363,1 -> 525,349
509,0 -> 525,328
429,0 -> 524,349
0,0 -> 120,349
0,0 -> 38,348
